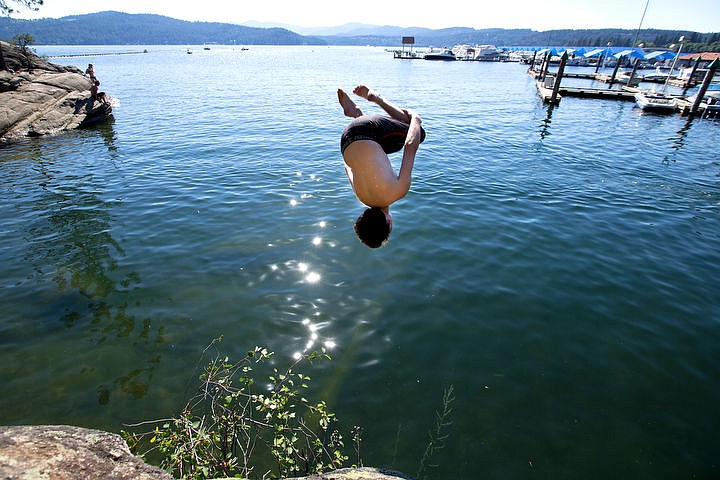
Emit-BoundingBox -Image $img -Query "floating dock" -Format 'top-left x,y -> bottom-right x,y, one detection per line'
528,56 -> 719,118
558,86 -> 636,101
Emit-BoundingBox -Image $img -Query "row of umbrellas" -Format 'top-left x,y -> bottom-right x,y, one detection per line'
530,46 -> 676,61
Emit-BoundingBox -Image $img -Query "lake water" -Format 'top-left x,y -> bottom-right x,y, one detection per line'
2,45 -> 720,479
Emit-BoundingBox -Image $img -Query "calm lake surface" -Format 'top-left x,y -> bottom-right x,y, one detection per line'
2,45 -> 720,479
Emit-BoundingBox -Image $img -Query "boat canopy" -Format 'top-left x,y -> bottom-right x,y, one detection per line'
583,48 -> 610,58
535,48 -> 559,55
613,48 -> 646,59
645,51 -> 676,60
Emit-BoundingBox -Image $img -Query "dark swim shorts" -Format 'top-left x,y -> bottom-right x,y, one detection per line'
340,114 -> 426,154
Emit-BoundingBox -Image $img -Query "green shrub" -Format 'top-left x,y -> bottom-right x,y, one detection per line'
123,338 -> 357,479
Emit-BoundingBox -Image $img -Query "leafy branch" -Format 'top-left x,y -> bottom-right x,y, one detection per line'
123,338 -> 358,479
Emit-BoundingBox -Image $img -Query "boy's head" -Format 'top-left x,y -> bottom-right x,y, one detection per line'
354,207 -> 391,248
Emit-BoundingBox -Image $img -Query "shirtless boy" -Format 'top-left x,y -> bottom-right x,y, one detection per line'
337,85 -> 426,248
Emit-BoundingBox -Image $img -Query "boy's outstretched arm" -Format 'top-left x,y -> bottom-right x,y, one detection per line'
395,112 -> 423,201
353,85 -> 413,124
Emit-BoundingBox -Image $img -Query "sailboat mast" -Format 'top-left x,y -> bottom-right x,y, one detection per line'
632,0 -> 651,48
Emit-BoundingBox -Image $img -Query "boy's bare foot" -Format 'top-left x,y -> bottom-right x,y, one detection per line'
353,85 -> 379,102
338,89 -> 363,118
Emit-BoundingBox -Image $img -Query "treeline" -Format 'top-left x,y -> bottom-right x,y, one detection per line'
559,29 -> 720,50
0,11 -> 324,45
1,11 -> 719,52
327,29 -> 720,51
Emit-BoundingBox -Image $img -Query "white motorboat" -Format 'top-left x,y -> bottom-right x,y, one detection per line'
641,67 -> 669,82
634,91 -> 678,112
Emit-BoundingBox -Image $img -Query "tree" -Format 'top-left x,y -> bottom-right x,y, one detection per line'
12,32 -> 34,51
1,0 -> 43,16
11,33 -> 34,68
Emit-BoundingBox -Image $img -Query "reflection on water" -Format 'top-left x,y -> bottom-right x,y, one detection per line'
666,115 -> 695,161
3,139 -> 164,411
91,118 -> 119,156
539,104 -> 555,140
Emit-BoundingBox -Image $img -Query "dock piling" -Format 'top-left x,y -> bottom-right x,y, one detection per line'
683,56 -> 702,93
550,52 -> 569,104
609,56 -> 622,85
541,52 -> 551,81
627,57 -> 640,86
690,58 -> 719,116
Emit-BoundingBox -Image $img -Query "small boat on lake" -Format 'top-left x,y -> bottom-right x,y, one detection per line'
634,91 -> 678,113
423,48 -> 456,61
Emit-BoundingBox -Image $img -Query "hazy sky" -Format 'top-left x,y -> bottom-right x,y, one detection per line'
13,0 -> 720,32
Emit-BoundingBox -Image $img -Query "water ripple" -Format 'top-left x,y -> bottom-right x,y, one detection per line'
3,46 -> 720,478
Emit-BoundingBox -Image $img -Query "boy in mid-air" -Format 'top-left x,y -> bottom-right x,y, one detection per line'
337,85 -> 425,248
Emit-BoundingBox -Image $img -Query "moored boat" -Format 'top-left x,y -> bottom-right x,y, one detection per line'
634,91 -> 678,112
423,48 -> 456,61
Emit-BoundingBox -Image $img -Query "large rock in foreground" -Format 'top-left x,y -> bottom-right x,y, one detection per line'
287,467 -> 416,480
0,425 -> 416,480
0,41 -> 112,144
0,425 -> 173,479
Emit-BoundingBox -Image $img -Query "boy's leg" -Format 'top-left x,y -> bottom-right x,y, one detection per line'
338,89 -> 364,118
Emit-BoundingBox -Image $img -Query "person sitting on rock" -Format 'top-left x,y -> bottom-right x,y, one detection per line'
90,79 -> 108,104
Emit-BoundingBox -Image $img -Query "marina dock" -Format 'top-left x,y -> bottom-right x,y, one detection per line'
388,39 -> 719,119
558,86 -> 636,100
528,53 -> 719,118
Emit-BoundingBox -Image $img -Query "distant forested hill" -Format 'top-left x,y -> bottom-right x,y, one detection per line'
0,11 -> 326,45
323,28 -> 720,51
1,11 -> 718,51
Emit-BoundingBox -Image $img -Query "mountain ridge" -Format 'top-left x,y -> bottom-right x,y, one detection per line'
1,11 -> 718,49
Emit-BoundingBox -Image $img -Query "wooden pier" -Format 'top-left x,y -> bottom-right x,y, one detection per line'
528,56 -> 719,119
536,79 -> 560,103
678,99 -> 720,118
558,86 -> 636,101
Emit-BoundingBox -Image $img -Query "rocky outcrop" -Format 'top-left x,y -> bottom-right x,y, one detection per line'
0,41 -> 112,144
0,425 -> 415,480
286,467 -> 416,480
0,425 -> 173,479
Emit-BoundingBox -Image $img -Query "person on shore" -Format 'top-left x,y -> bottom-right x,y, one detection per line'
85,63 -> 95,79
337,85 -> 425,248
90,79 -> 108,104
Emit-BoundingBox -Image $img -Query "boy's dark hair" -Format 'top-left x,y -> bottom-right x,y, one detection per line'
354,207 -> 390,248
